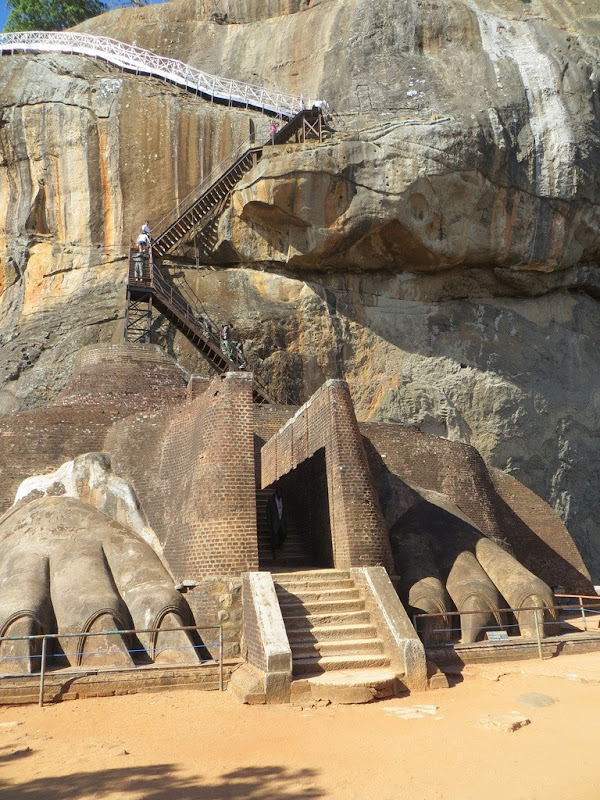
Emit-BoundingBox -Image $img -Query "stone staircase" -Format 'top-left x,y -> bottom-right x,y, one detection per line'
274,569 -> 404,703
256,489 -> 311,569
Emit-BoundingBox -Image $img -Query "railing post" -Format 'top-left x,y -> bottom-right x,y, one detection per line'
580,597 -> 588,631
219,624 -> 224,691
533,608 -> 543,660
38,636 -> 47,708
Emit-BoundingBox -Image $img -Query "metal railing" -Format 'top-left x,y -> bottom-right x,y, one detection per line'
412,599 -> 600,660
151,133 -> 264,250
128,249 -> 294,404
555,594 -> 600,633
0,623 -> 223,707
0,31 -> 319,118
150,110 -> 313,253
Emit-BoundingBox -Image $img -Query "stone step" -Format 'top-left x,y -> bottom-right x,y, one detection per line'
257,532 -> 305,541
278,598 -> 365,615
276,588 -> 361,603
258,538 -> 307,548
292,653 -> 390,675
287,624 -> 378,642
259,546 -> 308,557
274,578 -> 355,592
290,668 -> 404,705
275,570 -> 351,583
291,638 -> 385,658
283,610 -> 371,628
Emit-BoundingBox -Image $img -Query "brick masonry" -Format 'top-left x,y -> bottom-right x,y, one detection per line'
261,380 -> 393,571
0,339 -> 594,671
0,343 -> 190,515
360,422 -> 593,594
107,371 -> 258,581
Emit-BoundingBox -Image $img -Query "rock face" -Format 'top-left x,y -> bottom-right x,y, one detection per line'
1,0 -> 600,577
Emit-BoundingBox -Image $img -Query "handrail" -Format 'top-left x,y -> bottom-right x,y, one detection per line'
0,622 -> 225,705
151,109 -> 313,252
128,250 -> 294,404
0,30 -> 320,118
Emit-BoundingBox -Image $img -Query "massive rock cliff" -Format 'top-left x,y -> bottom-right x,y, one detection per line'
1,0 -> 599,577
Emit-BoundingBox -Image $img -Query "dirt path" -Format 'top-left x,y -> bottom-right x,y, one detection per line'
1,652 -> 599,800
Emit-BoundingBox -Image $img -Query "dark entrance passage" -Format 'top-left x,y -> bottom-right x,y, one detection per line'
257,448 -> 333,570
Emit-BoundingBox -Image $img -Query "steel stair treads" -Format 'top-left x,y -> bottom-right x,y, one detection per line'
152,109 -> 321,257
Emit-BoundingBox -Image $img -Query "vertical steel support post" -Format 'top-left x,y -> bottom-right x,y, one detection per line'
219,625 -> 224,691
580,597 -> 588,631
124,288 -> 131,342
38,636 -> 47,708
533,609 -> 543,660
147,295 -> 153,344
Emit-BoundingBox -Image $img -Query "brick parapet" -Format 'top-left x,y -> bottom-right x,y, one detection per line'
261,380 -> 391,570
240,572 -> 292,703
55,343 -> 189,413
159,372 -> 258,580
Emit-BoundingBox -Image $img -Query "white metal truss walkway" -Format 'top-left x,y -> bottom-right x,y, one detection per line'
0,30 -> 321,118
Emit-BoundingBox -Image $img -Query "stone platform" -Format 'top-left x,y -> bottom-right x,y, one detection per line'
427,631 -> 600,670
0,661 -> 239,705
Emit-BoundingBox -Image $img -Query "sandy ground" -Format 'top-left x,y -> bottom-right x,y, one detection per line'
1,652 -> 600,800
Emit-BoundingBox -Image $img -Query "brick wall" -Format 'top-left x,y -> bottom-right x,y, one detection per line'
253,405 -> 297,485
106,371 -> 258,581
56,343 -> 189,412
360,422 -> 593,594
0,344 -> 192,516
261,380 -> 393,570
0,406 -> 122,514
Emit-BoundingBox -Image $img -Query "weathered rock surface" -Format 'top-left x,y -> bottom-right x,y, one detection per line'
0,494 -> 197,673
0,0 -> 599,577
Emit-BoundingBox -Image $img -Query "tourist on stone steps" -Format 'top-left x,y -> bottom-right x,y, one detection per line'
234,339 -> 247,370
267,485 -> 287,560
219,322 -> 234,360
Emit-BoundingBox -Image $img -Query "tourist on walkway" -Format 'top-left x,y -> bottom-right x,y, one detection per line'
235,339 -> 247,370
137,230 -> 150,252
270,120 -> 279,144
142,220 -> 152,242
219,322 -> 234,359
132,250 -> 148,280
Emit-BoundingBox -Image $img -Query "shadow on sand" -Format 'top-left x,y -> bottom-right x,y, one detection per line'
0,760 -> 324,799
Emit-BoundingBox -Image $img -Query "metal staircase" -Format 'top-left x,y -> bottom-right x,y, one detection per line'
151,108 -> 323,259
0,30 -> 327,406
123,107 -> 324,405
124,250 -> 280,404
